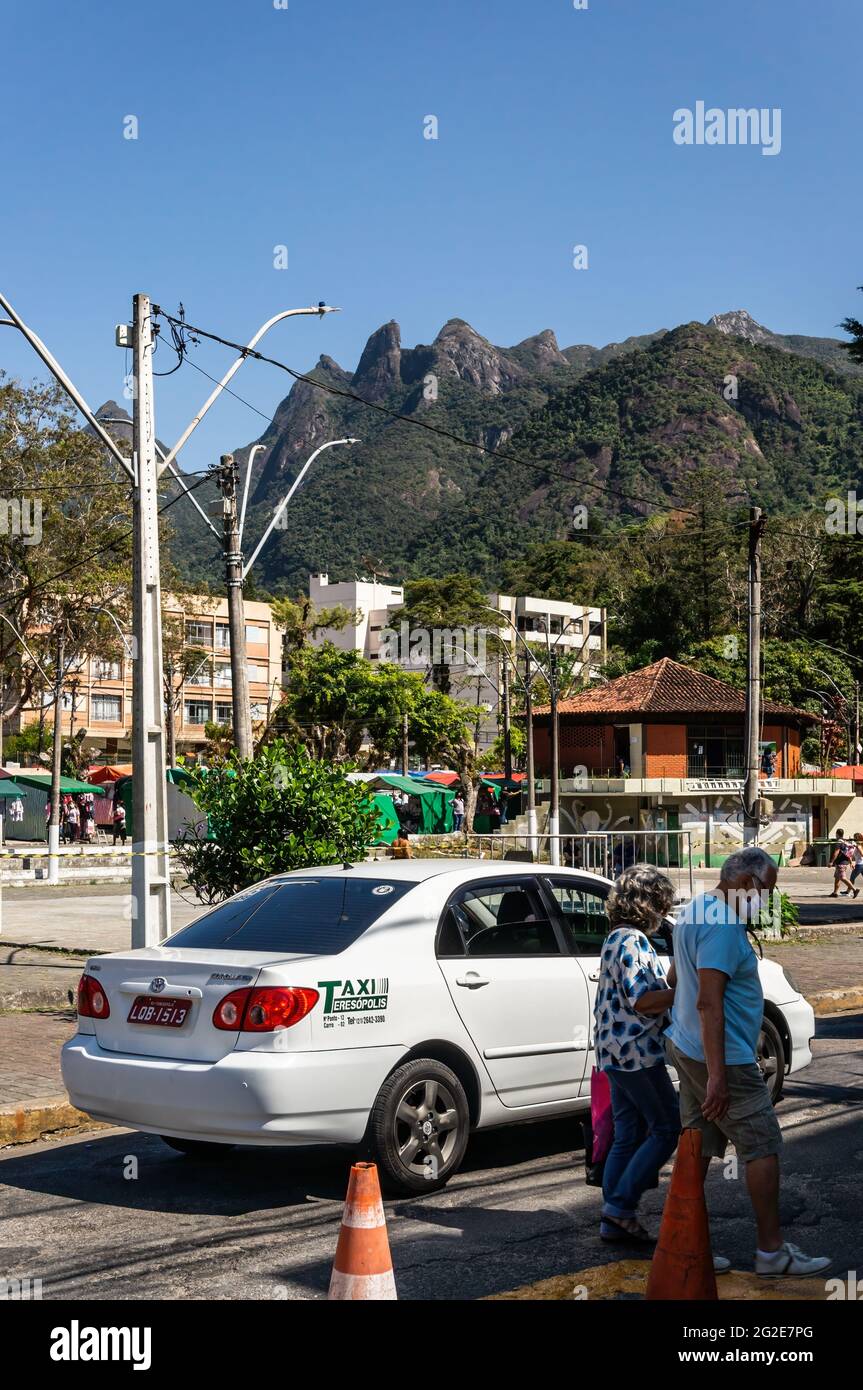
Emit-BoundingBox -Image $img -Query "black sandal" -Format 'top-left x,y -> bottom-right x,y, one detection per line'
600,1216 -> 655,1246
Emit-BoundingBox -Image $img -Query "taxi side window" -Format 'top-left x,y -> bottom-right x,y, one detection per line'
546,879 -> 610,955
436,882 -> 561,958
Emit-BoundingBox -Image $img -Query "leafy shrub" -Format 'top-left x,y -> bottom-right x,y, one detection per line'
173,741 -> 380,902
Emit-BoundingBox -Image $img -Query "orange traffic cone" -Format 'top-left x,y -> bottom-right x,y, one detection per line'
328,1162 -> 397,1300
645,1128 -> 718,1301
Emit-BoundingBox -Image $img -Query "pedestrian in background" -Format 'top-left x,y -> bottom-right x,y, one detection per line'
452,793 -> 465,833
829,829 -> 854,897
112,800 -> 127,846
849,835 -> 863,898
388,831 -> 412,860
594,864 -> 681,1245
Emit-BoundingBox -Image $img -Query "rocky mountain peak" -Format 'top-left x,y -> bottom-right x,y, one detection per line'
431,318 -> 524,395
510,328 -> 569,370
708,310 -> 774,345
352,321 -> 402,401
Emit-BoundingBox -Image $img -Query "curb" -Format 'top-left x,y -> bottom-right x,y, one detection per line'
809,986 -> 863,1015
0,1097 -> 110,1147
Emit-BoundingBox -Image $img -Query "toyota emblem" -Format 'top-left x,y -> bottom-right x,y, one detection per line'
150,977 -> 167,993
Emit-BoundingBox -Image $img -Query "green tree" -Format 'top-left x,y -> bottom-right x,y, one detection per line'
277,644 -> 383,761
271,593 -> 358,663
390,573 -> 503,692
173,742 -> 380,902
841,286 -> 863,365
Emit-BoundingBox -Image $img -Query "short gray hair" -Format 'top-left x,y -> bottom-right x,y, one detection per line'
719,847 -> 775,887
606,863 -> 675,932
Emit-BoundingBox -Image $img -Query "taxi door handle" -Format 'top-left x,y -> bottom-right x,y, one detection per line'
456,973 -> 490,989
587,969 -> 600,982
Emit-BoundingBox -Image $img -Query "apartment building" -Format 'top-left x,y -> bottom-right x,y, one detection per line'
309,572 -> 405,660
15,596 -> 283,762
308,575 -> 607,753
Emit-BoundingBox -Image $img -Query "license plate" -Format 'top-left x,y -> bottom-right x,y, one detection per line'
128,995 -> 190,1028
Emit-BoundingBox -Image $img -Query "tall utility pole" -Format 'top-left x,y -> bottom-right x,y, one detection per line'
855,681 -> 860,766
743,506 -> 766,845
501,654 -> 512,781
47,633 -> 65,885
402,709 -> 409,776
218,454 -> 253,759
523,646 -> 538,851
131,293 -> 171,947
548,651 -> 561,865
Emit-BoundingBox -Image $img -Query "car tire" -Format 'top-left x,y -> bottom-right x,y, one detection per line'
758,1016 -> 785,1105
159,1136 -> 235,1160
367,1058 -> 470,1195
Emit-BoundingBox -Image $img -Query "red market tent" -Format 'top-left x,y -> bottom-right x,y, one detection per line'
87,764 -> 133,785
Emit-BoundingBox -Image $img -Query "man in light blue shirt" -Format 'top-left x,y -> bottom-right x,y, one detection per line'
666,847 -> 830,1279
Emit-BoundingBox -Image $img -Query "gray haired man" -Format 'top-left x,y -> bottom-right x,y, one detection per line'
666,847 -> 831,1277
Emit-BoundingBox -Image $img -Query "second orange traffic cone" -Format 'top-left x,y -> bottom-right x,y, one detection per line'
328,1162 -> 397,1300
645,1128 -> 718,1301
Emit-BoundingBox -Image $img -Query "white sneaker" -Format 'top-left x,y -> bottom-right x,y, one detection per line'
755,1242 -> 832,1277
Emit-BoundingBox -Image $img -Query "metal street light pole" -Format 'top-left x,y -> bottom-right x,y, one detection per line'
156,306 -> 340,475
242,438 -> 360,580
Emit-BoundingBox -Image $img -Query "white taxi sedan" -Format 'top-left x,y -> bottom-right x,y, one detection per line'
62,860 -> 815,1193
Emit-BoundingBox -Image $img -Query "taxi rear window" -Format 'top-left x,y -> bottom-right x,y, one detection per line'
166,877 -> 413,955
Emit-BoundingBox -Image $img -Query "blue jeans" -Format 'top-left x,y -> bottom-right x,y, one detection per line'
601,1062 -> 681,1221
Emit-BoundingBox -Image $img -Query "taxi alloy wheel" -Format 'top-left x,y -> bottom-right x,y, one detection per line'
757,1016 -> 785,1105
369,1058 -> 470,1194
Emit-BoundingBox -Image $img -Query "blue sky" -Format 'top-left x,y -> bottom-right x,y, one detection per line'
1,0 -> 860,473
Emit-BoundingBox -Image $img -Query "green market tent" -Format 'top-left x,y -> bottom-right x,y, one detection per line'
0,781 -> 29,798
8,773 -> 101,794
370,793 -> 401,845
370,774 -> 455,837
0,772 -> 101,841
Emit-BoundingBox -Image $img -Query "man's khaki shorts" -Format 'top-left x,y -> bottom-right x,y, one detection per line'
666,1040 -> 783,1163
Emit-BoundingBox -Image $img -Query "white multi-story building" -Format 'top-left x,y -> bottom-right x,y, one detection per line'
308,576 -> 607,755
491,594 -> 606,677
309,573 -> 404,661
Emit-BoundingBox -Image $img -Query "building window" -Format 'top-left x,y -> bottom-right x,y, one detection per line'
92,694 -> 122,722
214,663 -> 232,688
245,623 -> 268,645
184,700 -> 212,725
687,725 -> 745,777
247,663 -> 268,683
215,702 -> 232,724
93,658 -> 121,681
185,620 -> 213,646
215,623 -> 230,650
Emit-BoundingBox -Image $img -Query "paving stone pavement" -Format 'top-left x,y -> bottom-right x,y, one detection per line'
765,931 -> 863,996
0,1009 -> 76,1107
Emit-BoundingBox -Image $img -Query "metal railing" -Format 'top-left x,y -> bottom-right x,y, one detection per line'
686,757 -> 745,778
455,829 -> 694,896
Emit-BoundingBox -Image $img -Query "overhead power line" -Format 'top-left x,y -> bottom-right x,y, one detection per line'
0,469 -> 214,608
153,306 -> 701,518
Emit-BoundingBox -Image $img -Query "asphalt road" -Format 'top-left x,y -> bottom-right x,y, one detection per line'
2,1013 -> 861,1302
